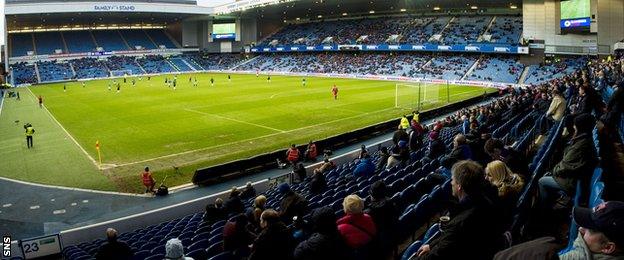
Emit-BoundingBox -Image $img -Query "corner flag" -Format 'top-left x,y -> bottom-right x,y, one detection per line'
96,140 -> 102,166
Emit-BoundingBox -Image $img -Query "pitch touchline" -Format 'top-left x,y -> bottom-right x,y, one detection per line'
184,108 -> 286,133
115,106 -> 398,167
25,88 -> 100,167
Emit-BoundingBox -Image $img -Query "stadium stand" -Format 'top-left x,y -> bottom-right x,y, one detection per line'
92,30 -> 131,51
36,60 -> 74,82
466,56 -> 524,83
438,16 -> 492,45
487,16 -> 523,45
10,33 -> 35,57
524,57 -> 586,84
184,53 -> 243,70
103,56 -> 145,75
11,62 -> 38,85
62,31 -> 98,54
70,58 -> 111,79
34,31 -> 66,55
145,29 -> 178,49
120,29 -> 158,50
419,55 -> 477,80
168,57 -> 195,72
137,55 -> 177,74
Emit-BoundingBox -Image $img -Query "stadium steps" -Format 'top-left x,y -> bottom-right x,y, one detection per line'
69,62 -> 77,77
88,30 -> 100,49
163,31 -> 182,48
432,16 -> 455,42
184,57 -> 205,70
117,30 -> 133,50
33,63 -> 42,83
143,30 -> 160,49
30,33 -> 38,56
180,58 -> 198,71
477,16 -> 497,42
229,56 -> 260,70
166,59 -> 182,72
133,59 -> 148,74
461,56 -> 482,80
60,32 -> 70,53
518,66 -> 530,84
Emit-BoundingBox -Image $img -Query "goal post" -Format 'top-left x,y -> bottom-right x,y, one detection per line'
395,82 -> 449,110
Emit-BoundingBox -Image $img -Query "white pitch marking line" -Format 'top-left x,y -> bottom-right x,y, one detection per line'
82,200 -> 89,203
53,209 -> 66,215
2,204 -> 12,208
25,87 -> 99,167
184,108 -> 286,133
50,199 -> 55,202
71,203 -> 77,206
270,93 -> 279,98
30,205 -> 40,210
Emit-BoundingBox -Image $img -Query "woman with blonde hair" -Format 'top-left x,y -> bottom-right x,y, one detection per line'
486,160 -> 525,227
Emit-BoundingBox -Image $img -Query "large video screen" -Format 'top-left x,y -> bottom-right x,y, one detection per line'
560,0 -> 591,29
212,23 -> 235,40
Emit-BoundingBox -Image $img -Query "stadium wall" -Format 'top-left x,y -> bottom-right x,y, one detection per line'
596,0 -> 624,54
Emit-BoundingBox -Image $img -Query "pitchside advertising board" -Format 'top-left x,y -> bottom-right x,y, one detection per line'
251,44 -> 529,54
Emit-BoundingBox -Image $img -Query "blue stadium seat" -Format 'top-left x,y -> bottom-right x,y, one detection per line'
206,241 -> 224,258
209,251 -> 233,260
188,238 -> 210,252
144,254 -> 164,260
401,240 -> 422,260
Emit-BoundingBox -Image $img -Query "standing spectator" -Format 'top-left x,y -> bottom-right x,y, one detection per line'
38,95 -> 43,108
309,168 -> 327,195
25,123 -> 35,149
141,166 -> 155,193
416,160 -> 503,260
241,182 -> 257,199
559,201 -> 624,260
293,163 -> 307,183
94,228 -> 133,260
250,209 -> 295,260
279,183 -> 308,223
164,238 -> 193,260
294,207 -> 349,260
538,113 -> 598,208
336,195 -> 377,251
286,144 -> 300,166
365,181 -> 399,258
224,187 -> 245,216
204,198 -> 225,224
304,141 -> 318,161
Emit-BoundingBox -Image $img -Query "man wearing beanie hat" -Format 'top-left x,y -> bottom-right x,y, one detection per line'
165,238 -> 193,260
560,201 -> 624,259
425,130 -> 446,161
279,183 -> 308,223
538,113 -> 598,209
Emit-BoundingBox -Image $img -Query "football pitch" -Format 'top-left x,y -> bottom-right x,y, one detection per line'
0,73 -> 496,193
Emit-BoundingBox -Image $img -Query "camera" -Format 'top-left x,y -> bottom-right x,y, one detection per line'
23,123 -> 31,129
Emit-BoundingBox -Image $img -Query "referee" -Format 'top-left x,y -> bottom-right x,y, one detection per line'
25,124 -> 35,149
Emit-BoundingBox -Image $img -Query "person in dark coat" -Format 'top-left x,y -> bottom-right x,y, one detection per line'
250,209 -> 295,260
240,182 -> 257,199
294,207 -> 349,260
309,169 -> 327,195
442,134 -> 473,168
223,213 -> 256,257
425,131 -> 446,161
392,127 -> 409,146
538,113 -> 598,208
416,160 -> 504,260
293,163 -> 307,183
203,198 -> 226,224
365,181 -> 399,258
279,183 -> 309,223
224,187 -> 245,217
375,147 -> 390,172
485,138 -> 529,180
94,228 -> 133,260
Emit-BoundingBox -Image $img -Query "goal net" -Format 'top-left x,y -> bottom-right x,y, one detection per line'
110,69 -> 133,77
395,82 -> 444,110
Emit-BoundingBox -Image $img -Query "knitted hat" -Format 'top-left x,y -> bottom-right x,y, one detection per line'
165,238 -> 185,260
429,131 -> 439,140
278,183 -> 291,194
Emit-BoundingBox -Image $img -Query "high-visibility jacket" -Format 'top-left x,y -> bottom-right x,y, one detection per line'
399,117 -> 409,129
308,144 -> 317,158
25,127 -> 35,136
142,171 -> 155,186
287,148 -> 300,162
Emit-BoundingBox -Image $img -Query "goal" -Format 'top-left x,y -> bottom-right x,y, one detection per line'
110,69 -> 133,77
395,82 -> 445,110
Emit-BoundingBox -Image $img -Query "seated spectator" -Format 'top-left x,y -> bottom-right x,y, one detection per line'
538,113 -> 598,209
309,167 -> 327,195
314,157 -> 335,175
485,160 -> 524,226
387,140 -> 409,169
294,207 -> 348,260
353,154 -> 375,178
600,81 -> 624,142
408,124 -> 424,152
279,183 -> 309,223
241,182 -> 257,199
375,147 -> 390,172
442,134 -> 473,168
250,209 -> 295,260
337,195 -> 377,251
293,163 -> 307,183
485,138 -> 529,179
546,89 -> 566,122
286,144 -> 301,166
223,214 -> 255,257
165,238 -> 193,260
416,160 -> 503,260
204,198 -> 226,224
365,181 -> 399,258
304,141 -> 318,161
94,228 -> 133,260
392,127 -> 409,146
493,237 -> 562,260
425,131 -> 446,161
225,187 -> 245,217
559,201 -> 624,260
247,195 -> 267,233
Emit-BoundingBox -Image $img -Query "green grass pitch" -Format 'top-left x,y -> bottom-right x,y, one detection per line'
0,73 -> 496,193
561,0 -> 590,20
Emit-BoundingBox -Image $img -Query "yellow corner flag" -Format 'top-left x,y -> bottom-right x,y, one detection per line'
96,140 -> 102,167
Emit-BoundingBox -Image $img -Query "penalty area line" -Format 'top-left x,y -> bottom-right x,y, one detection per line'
184,108 -> 286,133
